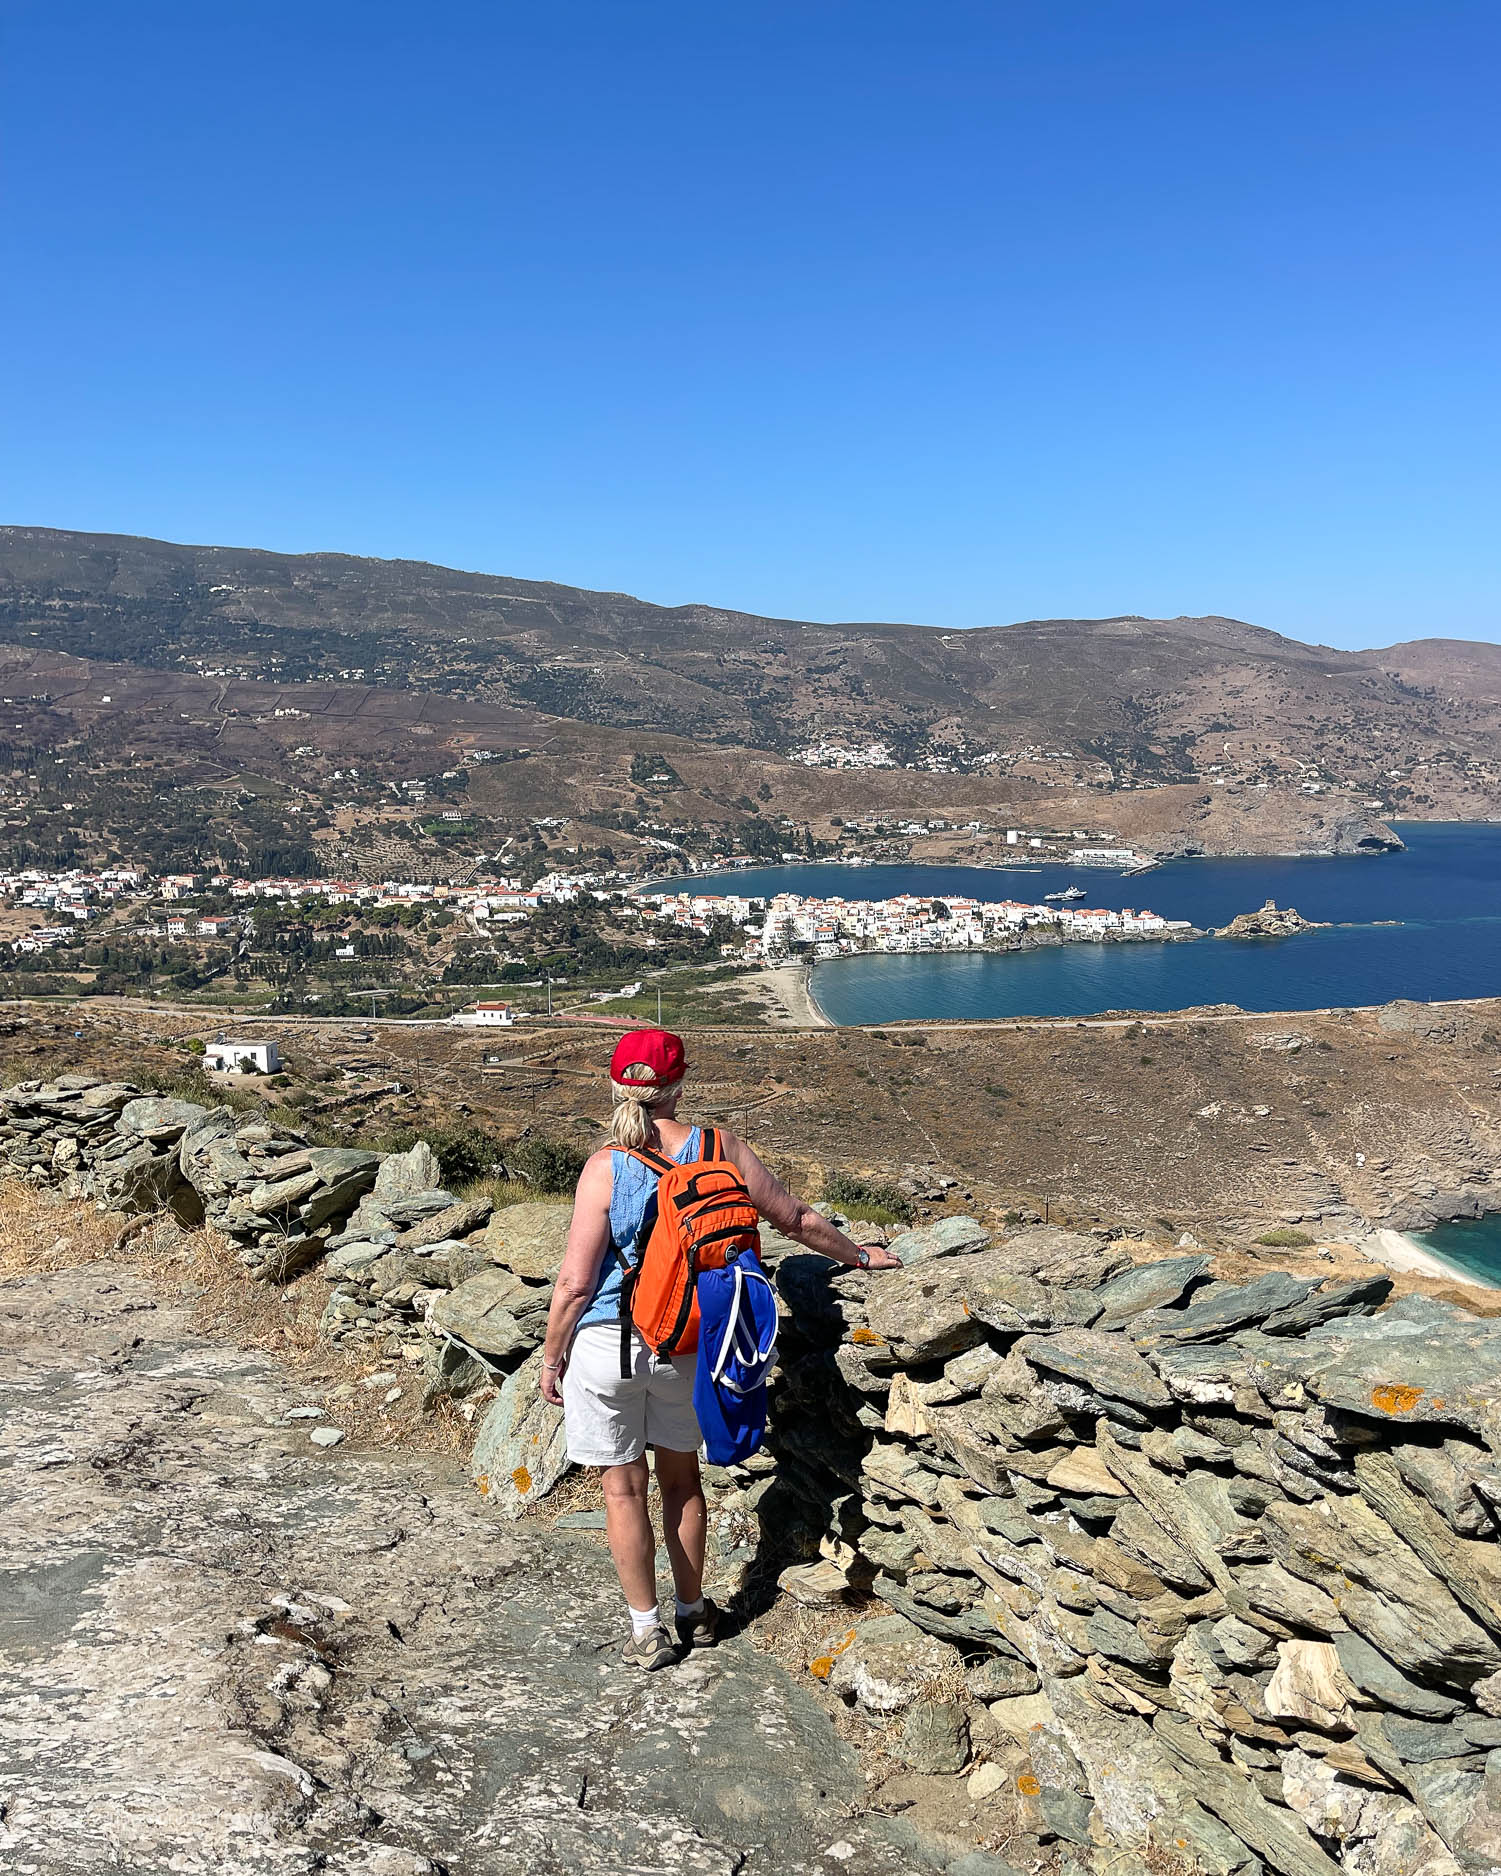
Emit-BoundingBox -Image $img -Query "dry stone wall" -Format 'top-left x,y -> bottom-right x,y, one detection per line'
762,1220 -> 1501,1875
0,1074 -> 570,1510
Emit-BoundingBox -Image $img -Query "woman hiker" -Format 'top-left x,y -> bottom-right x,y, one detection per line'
540,1027 -> 902,1670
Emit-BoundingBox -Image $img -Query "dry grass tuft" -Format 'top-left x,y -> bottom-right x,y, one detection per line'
458,1176 -> 573,1212
528,1463 -> 607,1527
0,1177 -> 126,1278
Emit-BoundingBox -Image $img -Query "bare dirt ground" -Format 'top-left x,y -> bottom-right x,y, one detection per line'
11,986 -> 1495,1252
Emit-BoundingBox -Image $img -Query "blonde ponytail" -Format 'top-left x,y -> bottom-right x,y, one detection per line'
608,1062 -> 682,1150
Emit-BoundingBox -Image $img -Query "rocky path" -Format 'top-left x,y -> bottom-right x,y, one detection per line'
0,1263 -> 927,1876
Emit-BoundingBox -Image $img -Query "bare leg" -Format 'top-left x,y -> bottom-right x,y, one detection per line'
600,1456 -> 657,1611
653,1446 -> 707,1604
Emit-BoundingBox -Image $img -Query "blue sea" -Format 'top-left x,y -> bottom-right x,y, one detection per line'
702,821 -> 1501,1024
1412,1215 -> 1501,1288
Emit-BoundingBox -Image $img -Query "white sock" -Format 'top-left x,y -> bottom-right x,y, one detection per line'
675,1595 -> 704,1623
628,1602 -> 661,1640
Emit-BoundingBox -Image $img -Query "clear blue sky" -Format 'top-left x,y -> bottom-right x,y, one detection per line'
3,2 -> 1497,647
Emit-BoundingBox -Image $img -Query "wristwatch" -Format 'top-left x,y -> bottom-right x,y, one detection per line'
854,1245 -> 872,1269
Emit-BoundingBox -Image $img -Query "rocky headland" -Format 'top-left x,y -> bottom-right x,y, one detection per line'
8,1073 -> 1501,1873
1214,902 -> 1330,940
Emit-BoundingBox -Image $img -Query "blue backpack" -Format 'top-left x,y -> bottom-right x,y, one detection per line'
692,1248 -> 779,1465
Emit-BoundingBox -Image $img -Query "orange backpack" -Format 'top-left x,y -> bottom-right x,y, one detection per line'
614,1126 -> 762,1378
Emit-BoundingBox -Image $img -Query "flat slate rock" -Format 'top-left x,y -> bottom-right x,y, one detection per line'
885,1215 -> 990,1264
969,1274 -> 1101,1336
479,1202 -> 572,1281
382,1190 -> 460,1225
1093,1254 -> 1210,1330
299,1166 -> 380,1232
1016,1328 -> 1172,1410
1149,1341 -> 1262,1405
1263,1493 -> 1501,1681
993,1225 -> 1133,1289
861,1262 -> 988,1364
306,1146 -> 381,1180
1298,1295 -> 1501,1443
1131,1271 -> 1322,1349
470,1350 -> 571,1518
117,1095 -> 210,1139
1332,1630 -> 1464,1719
399,1195 -> 493,1251
325,1239 -> 389,1278
428,1268 -> 540,1360
1260,1273 -> 1392,1335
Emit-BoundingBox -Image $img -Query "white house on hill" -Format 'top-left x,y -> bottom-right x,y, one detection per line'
205,1039 -> 282,1074
451,1001 -> 517,1028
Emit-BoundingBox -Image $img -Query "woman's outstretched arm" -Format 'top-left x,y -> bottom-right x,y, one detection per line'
718,1130 -> 901,1269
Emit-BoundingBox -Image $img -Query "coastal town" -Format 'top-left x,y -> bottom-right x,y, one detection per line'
645,887 -> 1193,957
2,860 -> 1192,968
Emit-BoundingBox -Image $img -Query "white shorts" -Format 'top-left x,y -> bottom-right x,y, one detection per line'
562,1322 -> 702,1467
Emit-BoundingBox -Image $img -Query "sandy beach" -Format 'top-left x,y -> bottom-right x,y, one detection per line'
1363,1225 -> 1498,1291
743,961 -> 832,1028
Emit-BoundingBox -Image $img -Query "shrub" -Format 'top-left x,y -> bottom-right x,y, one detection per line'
822,1170 -> 914,1225
136,1064 -> 213,1101
1255,1227 -> 1315,1248
507,1133 -> 589,1194
428,1126 -> 507,1188
359,1123 -> 506,1188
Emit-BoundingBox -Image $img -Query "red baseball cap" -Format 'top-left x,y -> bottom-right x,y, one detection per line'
610,1027 -> 687,1087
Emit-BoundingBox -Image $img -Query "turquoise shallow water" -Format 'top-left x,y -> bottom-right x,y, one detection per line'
1413,1215 -> 1501,1287
702,823 -> 1501,1025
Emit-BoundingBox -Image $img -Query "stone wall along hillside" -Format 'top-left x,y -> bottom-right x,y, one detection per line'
764,1219 -> 1501,1875
0,1075 -> 571,1513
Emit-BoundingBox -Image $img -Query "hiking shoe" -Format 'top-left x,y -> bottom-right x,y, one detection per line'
623,1623 -> 678,1671
675,1598 -> 721,1651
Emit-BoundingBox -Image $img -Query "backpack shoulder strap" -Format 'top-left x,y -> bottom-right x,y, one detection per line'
612,1143 -> 672,1380
699,1125 -> 719,1162
620,1143 -> 675,1176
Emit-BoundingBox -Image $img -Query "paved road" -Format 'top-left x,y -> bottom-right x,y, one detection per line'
0,1264 -> 930,1876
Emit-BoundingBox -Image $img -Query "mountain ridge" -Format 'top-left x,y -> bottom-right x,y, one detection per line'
0,526 -> 1496,865
0,522 -> 1488,663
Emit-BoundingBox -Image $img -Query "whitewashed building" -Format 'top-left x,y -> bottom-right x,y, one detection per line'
452,1001 -> 517,1028
205,1039 -> 282,1074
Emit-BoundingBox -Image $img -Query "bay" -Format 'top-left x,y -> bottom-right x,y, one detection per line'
694,822 -> 1501,1024
1412,1215 -> 1501,1288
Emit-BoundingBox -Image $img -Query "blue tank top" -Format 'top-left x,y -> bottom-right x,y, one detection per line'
576,1127 -> 703,1331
